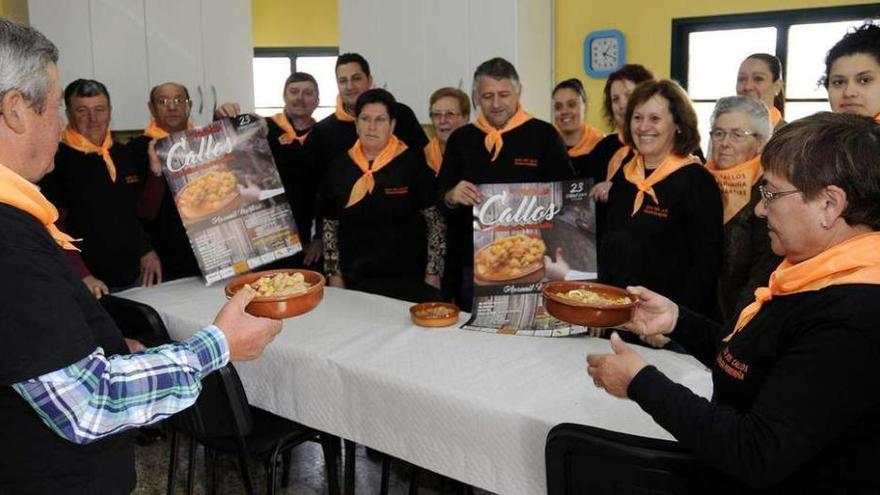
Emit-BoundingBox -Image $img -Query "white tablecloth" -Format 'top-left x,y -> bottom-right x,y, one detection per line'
120,278 -> 712,495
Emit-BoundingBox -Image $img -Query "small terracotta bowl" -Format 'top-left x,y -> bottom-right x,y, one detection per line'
542,281 -> 636,328
409,302 -> 461,328
225,269 -> 325,319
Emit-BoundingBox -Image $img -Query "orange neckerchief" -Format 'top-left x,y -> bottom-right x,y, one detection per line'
144,119 -> 193,139
623,153 -> 700,216
705,155 -> 763,224
605,132 -> 630,181
335,95 -> 355,123
271,113 -> 311,145
61,126 -> 116,182
769,107 -> 783,127
0,163 -> 79,251
874,113 -> 880,124
424,137 -> 443,175
724,231 -> 880,342
474,105 -> 533,162
345,136 -> 408,208
557,124 -> 604,158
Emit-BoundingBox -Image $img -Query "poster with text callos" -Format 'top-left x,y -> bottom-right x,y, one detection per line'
156,115 -> 301,285
464,179 -> 596,336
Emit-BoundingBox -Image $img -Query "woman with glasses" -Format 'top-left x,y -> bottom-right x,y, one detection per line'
424,87 -> 470,175
736,53 -> 786,128
705,96 -> 782,322
823,23 -> 880,121
599,79 -> 723,324
322,88 -> 445,302
588,112 -> 880,492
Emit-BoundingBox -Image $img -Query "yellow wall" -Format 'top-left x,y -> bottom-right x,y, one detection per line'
0,0 -> 29,23
555,0 -> 870,130
252,0 -> 337,47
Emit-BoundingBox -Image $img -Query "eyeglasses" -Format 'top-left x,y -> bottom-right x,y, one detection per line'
709,128 -> 757,143
758,184 -> 801,203
429,111 -> 462,121
155,97 -> 190,108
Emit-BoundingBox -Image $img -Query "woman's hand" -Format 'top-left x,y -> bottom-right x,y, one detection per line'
444,180 -> 481,207
586,332 -> 648,398
328,275 -> 345,288
302,240 -> 323,266
622,286 -> 679,337
589,180 -> 613,203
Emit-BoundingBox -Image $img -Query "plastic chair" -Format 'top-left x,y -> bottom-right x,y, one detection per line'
546,423 -> 740,495
168,363 -> 341,494
100,294 -> 172,346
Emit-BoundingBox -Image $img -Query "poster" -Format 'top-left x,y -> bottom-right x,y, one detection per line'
156,115 -> 302,285
462,179 -> 597,336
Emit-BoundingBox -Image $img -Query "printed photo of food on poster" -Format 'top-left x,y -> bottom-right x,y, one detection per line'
463,179 -> 597,336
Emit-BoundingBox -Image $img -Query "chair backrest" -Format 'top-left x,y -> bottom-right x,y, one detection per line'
171,363 -> 255,442
100,295 -> 172,347
546,423 -> 739,495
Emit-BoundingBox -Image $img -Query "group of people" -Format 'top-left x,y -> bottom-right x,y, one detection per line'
1,13 -> 880,493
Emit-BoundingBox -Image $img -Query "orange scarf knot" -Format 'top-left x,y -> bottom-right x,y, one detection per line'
61,126 -> 116,182
556,124 -> 604,158
144,119 -> 193,140
344,136 -> 408,208
724,231 -> 880,342
271,113 -> 310,145
622,153 -> 700,216
0,163 -> 79,251
474,105 -> 533,162
769,107 -> 783,128
424,137 -> 443,175
706,155 -> 763,224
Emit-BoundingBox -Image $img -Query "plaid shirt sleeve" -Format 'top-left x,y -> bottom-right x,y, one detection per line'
11,325 -> 229,445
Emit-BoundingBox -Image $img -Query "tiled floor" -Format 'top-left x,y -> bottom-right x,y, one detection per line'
133,431 -> 490,494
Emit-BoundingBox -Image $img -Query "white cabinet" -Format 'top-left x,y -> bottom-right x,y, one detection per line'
29,0 -> 254,130
339,0 -> 554,123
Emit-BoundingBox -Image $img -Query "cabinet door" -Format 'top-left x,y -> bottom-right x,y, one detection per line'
200,0 -> 255,117
423,0 -> 470,123
28,0 -> 94,89
373,0 -> 425,119
338,0 -> 384,90
144,0 -> 207,123
467,0 -> 517,74
90,0 -> 150,130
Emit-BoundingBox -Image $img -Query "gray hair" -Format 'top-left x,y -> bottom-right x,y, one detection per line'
710,95 -> 772,145
471,57 -> 521,106
0,18 -> 58,114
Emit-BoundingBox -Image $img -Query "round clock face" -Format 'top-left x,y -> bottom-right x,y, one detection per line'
591,38 -> 619,71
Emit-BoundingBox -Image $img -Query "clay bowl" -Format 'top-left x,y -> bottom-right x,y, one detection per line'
225,269 -> 325,319
542,281 -> 636,328
409,302 -> 461,328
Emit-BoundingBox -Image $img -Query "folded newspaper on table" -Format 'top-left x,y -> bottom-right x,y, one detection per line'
463,179 -> 597,336
155,114 -> 301,285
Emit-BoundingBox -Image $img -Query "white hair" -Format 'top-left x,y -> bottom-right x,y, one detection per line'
0,18 -> 58,113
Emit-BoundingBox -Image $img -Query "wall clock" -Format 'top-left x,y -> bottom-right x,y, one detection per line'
583,29 -> 626,78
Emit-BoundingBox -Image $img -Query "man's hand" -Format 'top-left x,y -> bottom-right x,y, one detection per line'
140,250 -> 163,287
589,180 -> 613,203
425,273 -> 441,290
621,286 -> 678,337
328,275 -> 345,288
444,180 -> 481,207
302,240 -> 323,266
82,275 -> 109,299
147,139 -> 162,176
543,247 -> 570,281
214,102 -> 241,119
124,338 -> 147,353
586,332 -> 648,398
213,286 -> 282,361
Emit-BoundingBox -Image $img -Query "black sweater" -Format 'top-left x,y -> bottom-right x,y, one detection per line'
40,142 -> 152,288
265,118 -> 320,245
598,164 -> 723,318
437,119 -> 574,266
629,285 -> 880,492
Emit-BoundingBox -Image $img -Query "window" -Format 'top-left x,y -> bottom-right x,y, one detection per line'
672,5 -> 880,151
253,47 -> 339,120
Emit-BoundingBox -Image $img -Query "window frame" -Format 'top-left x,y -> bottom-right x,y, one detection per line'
671,4 -> 880,107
